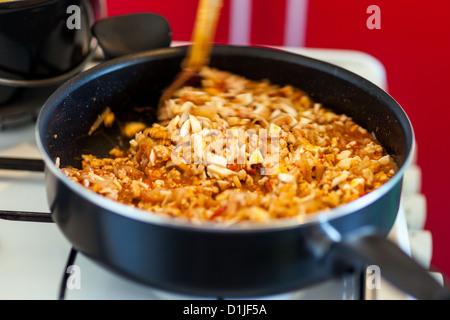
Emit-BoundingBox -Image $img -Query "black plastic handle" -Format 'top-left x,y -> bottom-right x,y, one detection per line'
330,231 -> 450,300
91,13 -> 172,60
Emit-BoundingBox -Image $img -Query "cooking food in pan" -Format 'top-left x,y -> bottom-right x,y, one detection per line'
61,66 -> 395,224
38,45 -> 449,300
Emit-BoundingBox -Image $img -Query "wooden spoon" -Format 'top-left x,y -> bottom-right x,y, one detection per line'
158,0 -> 223,120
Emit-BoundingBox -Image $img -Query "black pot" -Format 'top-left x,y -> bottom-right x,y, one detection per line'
0,0 -> 95,104
36,45 -> 448,299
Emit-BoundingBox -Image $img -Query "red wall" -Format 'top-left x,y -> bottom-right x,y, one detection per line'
306,0 -> 450,283
106,0 -> 450,281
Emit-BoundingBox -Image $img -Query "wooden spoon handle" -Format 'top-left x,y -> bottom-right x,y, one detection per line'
158,0 -> 223,115
183,0 -> 223,72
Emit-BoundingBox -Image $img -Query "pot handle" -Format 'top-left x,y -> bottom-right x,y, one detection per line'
91,13 -> 172,60
328,229 -> 450,300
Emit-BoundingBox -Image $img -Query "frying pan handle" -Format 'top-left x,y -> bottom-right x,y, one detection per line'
329,230 -> 450,300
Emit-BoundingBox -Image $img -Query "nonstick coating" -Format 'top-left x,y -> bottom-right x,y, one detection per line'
37,45 -> 414,297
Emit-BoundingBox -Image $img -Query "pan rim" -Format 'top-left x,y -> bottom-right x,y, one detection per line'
36,45 -> 415,233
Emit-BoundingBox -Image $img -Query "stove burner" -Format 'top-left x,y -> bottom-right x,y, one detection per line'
0,85 -> 58,130
0,157 -> 51,222
0,210 -> 52,223
0,157 -> 44,171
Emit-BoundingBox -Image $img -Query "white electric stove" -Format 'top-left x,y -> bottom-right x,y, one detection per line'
0,47 -> 436,300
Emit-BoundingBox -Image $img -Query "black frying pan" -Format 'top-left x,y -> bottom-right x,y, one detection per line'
35,45 -> 448,299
